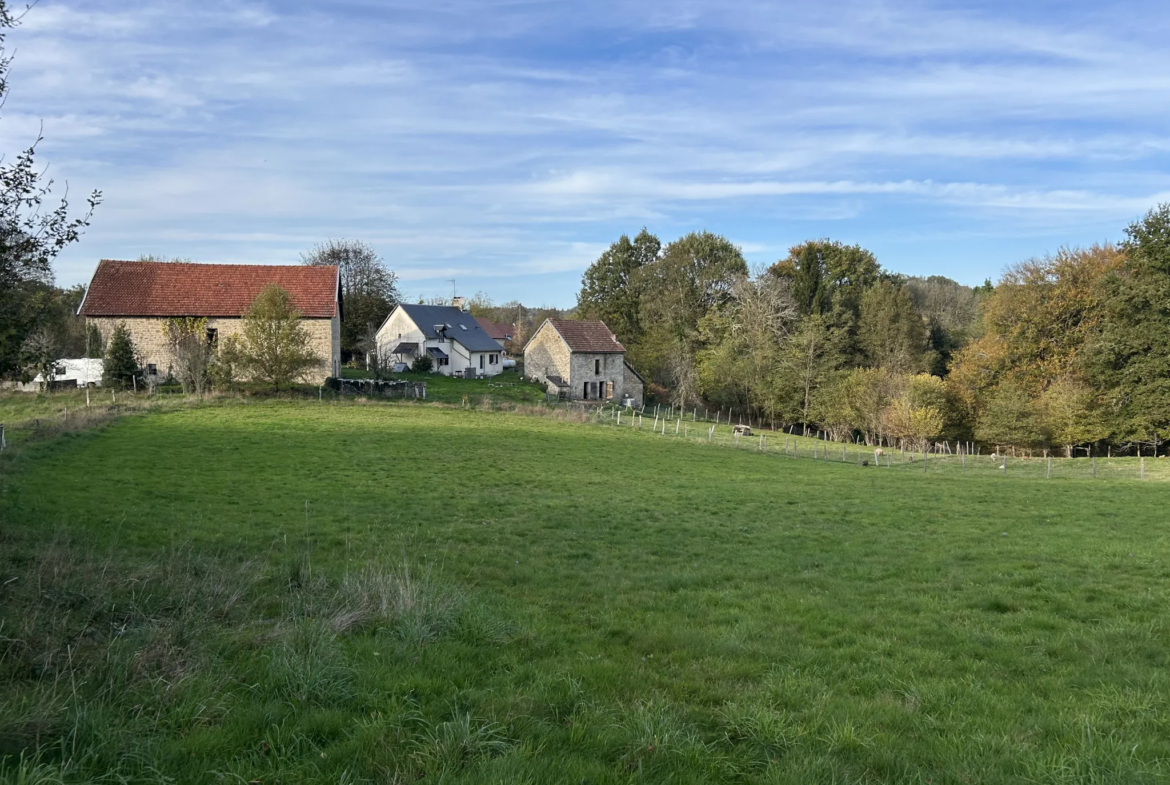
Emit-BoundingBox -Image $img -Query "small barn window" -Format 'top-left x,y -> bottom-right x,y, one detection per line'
595,358 -> 601,375
146,364 -> 158,375
206,328 -> 218,345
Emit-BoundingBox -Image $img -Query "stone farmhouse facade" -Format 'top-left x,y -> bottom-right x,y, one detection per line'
79,260 -> 342,384
523,318 -> 644,407
375,303 -> 505,377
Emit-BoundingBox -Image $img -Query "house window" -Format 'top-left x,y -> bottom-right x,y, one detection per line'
206,328 -> 218,345
54,365 -> 66,376
595,358 -> 601,375
479,355 -> 485,369
439,357 -> 449,367
147,364 -> 158,375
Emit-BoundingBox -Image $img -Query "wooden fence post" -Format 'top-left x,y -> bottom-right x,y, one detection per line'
1047,456 -> 1051,479
1141,456 -> 1145,480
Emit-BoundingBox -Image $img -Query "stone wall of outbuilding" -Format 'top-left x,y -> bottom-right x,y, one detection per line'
88,315 -> 339,385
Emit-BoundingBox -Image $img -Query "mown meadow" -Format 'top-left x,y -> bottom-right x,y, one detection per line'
2,399 -> 1169,784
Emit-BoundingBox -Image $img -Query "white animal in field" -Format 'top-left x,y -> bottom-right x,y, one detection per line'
875,448 -> 884,457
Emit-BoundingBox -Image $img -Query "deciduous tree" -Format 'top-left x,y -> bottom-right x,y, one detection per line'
1087,205 -> 1170,444
302,240 -> 399,358
1043,375 -> 1107,457
577,229 -> 659,344
240,285 -> 319,388
162,317 -> 214,396
0,2 -> 100,378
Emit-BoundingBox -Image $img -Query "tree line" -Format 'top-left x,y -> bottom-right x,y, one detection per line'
576,206 -> 1170,456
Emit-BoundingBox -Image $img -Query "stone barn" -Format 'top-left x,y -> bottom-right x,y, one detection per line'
78,260 -> 342,384
522,318 -> 643,407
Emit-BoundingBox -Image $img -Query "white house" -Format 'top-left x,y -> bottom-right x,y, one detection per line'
33,358 -> 104,388
375,303 -> 505,377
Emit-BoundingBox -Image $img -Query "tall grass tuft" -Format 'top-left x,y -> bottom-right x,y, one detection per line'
411,712 -> 510,776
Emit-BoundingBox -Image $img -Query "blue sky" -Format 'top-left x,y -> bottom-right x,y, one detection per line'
15,0 -> 1170,306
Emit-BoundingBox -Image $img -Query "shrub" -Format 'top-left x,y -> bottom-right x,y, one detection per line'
411,354 -> 434,374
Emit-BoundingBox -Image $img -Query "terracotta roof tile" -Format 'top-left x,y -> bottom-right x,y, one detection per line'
547,318 -> 625,353
79,260 -> 339,318
474,317 -> 514,341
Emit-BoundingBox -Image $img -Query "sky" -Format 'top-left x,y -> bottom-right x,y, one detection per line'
11,0 -> 1170,307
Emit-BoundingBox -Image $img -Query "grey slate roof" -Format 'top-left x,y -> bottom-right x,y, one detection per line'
395,303 -> 504,352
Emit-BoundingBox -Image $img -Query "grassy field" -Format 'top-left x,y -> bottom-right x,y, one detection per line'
3,400 -> 1170,784
339,368 -> 549,405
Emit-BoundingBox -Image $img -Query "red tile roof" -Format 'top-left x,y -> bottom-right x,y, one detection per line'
547,318 -> 625,353
474,317 -> 515,341
79,260 -> 340,318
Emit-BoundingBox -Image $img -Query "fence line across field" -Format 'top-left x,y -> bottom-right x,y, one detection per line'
1,392 -> 1161,483
591,401 -> 1161,482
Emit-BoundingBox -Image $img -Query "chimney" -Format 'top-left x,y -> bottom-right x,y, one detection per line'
452,296 -> 467,311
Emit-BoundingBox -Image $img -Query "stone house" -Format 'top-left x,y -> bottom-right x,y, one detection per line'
78,260 -> 342,384
522,318 -> 644,407
375,303 -> 505,377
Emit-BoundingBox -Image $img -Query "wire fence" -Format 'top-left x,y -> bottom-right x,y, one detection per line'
591,403 -> 1165,483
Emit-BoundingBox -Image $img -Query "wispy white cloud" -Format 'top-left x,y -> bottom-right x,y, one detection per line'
18,0 -> 1170,301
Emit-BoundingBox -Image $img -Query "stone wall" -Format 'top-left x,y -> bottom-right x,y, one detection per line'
523,322 -> 572,395
89,315 -> 338,385
622,363 -> 644,409
568,351 -> 624,401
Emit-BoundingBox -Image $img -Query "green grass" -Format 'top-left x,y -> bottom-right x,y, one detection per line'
340,368 -> 549,405
602,410 -> 1170,482
3,400 -> 1170,783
